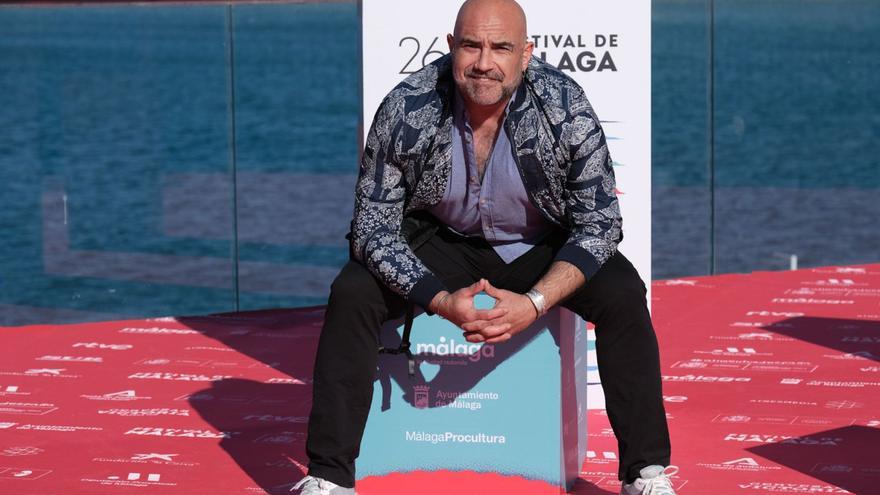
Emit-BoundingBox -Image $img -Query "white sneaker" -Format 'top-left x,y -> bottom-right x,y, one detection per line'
291,475 -> 356,495
620,465 -> 679,495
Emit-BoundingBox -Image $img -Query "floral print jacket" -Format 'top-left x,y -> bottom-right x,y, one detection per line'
351,54 -> 622,309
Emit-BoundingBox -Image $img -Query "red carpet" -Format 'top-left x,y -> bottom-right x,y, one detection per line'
1,264 -> 878,494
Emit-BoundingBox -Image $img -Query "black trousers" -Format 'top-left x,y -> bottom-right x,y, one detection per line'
305,227 -> 671,487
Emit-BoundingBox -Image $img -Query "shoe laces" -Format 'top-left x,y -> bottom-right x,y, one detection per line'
640,465 -> 679,495
291,475 -> 334,495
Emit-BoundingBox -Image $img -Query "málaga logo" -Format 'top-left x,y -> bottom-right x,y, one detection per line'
415,336 -> 495,362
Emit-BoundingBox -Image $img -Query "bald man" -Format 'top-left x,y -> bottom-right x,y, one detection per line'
293,1 -> 676,494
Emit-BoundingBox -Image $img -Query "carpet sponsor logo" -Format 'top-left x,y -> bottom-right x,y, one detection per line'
842,336 -> 880,344
415,336 -> 496,363
662,374 -> 751,383
0,368 -> 81,379
749,399 -> 818,407
787,286 -> 880,297
673,359 -> 817,373
0,402 -> 58,416
588,427 -> 616,438
713,414 -> 857,428
405,430 -> 506,445
662,279 -> 698,286
93,452 -> 199,467
265,377 -> 311,385
184,346 -> 236,352
710,332 -> 794,343
724,433 -> 843,446
81,472 -> 176,487
696,457 -> 781,472
242,414 -> 308,424
254,431 -> 306,445
125,427 -> 238,439
729,322 -> 795,330
0,385 -> 27,396
119,327 -> 199,335
805,278 -> 863,286
98,408 -> 190,417
81,390 -> 152,401
772,297 -> 854,305
134,357 -> 278,370
694,347 -> 772,357
128,372 -> 233,382
0,467 -> 52,480
26,368 -> 65,376
812,463 -> 880,477
814,267 -> 868,275
1,447 -> 44,457
0,422 -> 16,429
745,310 -> 805,318
823,351 -> 880,361
585,451 -> 617,464
72,342 -> 133,350
861,366 -> 880,372
663,395 -> 688,403
781,378 -> 880,388
737,482 -> 852,493
825,400 -> 863,410
9,424 -> 103,433
36,355 -> 103,363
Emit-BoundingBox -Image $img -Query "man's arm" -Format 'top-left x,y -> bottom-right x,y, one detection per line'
352,97 -> 508,324
350,96 -> 445,308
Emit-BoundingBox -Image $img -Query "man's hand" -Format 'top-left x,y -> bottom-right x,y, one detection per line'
461,280 -> 538,344
429,279 -> 508,329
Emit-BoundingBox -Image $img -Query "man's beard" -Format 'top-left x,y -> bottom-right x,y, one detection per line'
459,68 -> 519,107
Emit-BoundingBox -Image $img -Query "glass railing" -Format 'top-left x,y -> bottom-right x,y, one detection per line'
1,0 -> 877,325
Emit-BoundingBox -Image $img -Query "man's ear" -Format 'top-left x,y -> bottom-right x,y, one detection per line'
521,41 -> 534,71
447,33 -> 455,53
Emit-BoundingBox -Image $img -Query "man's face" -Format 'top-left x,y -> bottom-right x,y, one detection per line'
448,3 -> 533,108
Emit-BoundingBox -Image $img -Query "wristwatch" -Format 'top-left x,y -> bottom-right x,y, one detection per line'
525,288 -> 547,316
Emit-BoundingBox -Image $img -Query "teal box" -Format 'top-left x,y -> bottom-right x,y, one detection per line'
358,294 -> 588,491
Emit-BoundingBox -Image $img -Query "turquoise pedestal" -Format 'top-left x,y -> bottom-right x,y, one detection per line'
358,294 -> 588,491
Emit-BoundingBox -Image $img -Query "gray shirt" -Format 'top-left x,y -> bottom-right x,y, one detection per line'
429,89 -> 552,263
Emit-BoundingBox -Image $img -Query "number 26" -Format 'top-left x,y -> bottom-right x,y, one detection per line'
399,37 -> 446,74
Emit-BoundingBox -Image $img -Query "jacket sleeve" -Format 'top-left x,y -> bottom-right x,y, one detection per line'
552,82 -> 623,281
349,97 -> 447,309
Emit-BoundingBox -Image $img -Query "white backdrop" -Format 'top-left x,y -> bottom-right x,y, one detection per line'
361,0 -> 652,288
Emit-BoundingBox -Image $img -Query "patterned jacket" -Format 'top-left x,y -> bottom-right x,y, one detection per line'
352,54 -> 622,309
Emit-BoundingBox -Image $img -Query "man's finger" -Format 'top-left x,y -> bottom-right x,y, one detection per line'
483,280 -> 504,298
479,323 -> 511,338
462,279 -> 486,296
461,320 -> 490,332
464,332 -> 485,343
472,307 -> 507,321
485,333 -> 512,344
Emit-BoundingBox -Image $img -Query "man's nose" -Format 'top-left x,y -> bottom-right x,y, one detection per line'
474,47 -> 493,72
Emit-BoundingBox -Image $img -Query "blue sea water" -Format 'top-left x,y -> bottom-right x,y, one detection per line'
0,1 -> 877,325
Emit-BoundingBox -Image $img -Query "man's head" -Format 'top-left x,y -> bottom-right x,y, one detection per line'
447,0 -> 534,109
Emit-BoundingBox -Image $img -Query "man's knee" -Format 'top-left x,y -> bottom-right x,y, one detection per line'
590,251 -> 647,301
565,251 -> 648,318
329,261 -> 383,303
